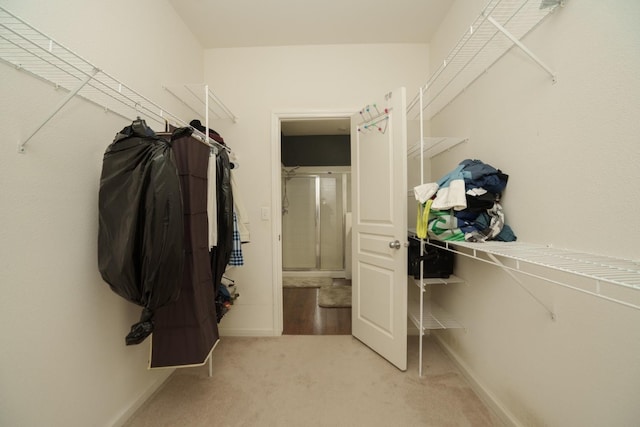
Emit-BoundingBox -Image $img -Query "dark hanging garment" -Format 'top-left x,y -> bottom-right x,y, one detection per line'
98,119 -> 184,345
150,128 -> 220,368
211,149 -> 234,322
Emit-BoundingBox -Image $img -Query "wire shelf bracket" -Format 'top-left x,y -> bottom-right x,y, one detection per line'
17,68 -> 97,153
485,13 -> 556,83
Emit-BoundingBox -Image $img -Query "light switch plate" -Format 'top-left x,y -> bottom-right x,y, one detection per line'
261,207 -> 270,221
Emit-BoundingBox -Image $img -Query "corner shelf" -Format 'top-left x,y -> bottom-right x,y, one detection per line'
408,269 -> 466,376
409,298 -> 464,331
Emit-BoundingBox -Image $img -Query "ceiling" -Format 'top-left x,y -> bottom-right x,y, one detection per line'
169,0 -> 454,135
169,0 -> 453,49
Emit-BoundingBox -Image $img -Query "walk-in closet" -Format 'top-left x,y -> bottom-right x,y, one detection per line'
2,1 -> 639,426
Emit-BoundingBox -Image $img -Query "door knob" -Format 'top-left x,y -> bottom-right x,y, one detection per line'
389,240 -> 401,249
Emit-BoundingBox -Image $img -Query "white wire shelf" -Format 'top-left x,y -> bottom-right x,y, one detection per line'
0,5 -> 236,152
407,0 -> 562,120
429,240 -> 640,312
443,241 -> 640,289
163,84 -> 238,124
412,274 -> 465,289
408,299 -> 464,331
407,137 -> 468,159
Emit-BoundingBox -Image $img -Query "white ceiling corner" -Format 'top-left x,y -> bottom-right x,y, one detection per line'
169,0 -> 454,49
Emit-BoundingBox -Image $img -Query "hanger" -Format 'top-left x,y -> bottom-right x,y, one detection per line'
131,116 -> 154,137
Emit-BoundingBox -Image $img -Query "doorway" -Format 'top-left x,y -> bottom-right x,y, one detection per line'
273,113 -> 353,335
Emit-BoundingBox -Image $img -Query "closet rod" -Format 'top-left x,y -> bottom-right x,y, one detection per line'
162,83 -> 237,154
191,128 -> 231,154
160,119 -> 230,155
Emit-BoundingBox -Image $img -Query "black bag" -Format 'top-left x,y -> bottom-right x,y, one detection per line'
408,237 -> 454,279
98,119 -> 185,345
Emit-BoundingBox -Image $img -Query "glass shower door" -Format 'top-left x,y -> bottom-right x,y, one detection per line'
282,176 -> 318,270
319,175 -> 343,270
282,173 -> 345,271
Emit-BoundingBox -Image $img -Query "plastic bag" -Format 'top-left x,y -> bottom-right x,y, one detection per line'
98,119 -> 184,345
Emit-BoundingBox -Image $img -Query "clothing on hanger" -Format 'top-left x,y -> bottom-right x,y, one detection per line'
151,126 -> 219,367
98,119 -> 184,345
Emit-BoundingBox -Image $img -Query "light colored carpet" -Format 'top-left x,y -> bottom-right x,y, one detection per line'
283,276 -> 333,288
123,335 -> 500,427
318,284 -> 351,308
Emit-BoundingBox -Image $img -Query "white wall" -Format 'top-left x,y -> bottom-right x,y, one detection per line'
0,1 -> 204,425
202,44 -> 429,335
6,0 -> 636,424
426,0 -> 640,425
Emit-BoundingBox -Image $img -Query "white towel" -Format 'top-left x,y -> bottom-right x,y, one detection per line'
229,151 -> 240,170
207,153 -> 217,248
231,172 -> 251,243
413,182 -> 439,203
431,178 -> 467,211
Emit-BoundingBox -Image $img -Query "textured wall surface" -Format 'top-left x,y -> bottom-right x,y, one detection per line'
426,0 -> 640,425
0,1 -> 204,425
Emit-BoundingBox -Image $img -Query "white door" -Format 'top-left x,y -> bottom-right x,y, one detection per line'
350,87 -> 408,370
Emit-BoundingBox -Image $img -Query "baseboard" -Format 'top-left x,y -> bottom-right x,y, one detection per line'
433,334 -> 522,427
110,369 -> 174,427
282,271 -> 345,278
219,328 -> 278,337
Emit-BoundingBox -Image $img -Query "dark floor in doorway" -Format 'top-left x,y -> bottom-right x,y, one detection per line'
283,278 -> 351,335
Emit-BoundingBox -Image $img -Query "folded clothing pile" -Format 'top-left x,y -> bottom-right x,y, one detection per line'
414,159 -> 517,243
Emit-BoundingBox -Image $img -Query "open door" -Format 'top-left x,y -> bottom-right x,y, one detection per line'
350,88 -> 407,370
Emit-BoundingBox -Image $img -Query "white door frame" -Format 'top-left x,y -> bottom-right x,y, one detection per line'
271,110 -> 355,335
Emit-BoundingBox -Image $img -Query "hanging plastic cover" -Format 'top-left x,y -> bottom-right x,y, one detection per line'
98,119 -> 184,345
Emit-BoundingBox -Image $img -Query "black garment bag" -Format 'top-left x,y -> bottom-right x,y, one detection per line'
98,119 -> 184,345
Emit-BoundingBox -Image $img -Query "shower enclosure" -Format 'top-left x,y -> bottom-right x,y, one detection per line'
282,167 -> 350,274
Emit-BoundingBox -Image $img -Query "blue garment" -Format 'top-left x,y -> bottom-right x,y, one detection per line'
460,159 -> 508,193
458,222 -> 479,234
433,159 -> 516,242
455,209 -> 480,221
459,159 -> 499,179
436,164 -> 465,188
228,211 -> 244,266
474,211 -> 517,242
465,174 -> 508,194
